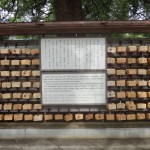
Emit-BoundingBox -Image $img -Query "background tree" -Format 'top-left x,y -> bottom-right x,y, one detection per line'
0,0 -> 149,22
54,0 -> 84,21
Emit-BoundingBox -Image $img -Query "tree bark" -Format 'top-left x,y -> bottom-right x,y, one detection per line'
54,0 -> 84,21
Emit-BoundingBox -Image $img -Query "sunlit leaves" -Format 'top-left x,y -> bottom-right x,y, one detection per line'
0,0 -> 149,22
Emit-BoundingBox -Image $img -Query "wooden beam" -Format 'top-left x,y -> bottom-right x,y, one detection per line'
0,21 -> 149,35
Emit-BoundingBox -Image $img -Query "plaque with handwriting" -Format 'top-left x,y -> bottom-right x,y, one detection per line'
41,38 -> 106,70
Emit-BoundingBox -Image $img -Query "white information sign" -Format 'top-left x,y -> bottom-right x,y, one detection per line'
41,73 -> 106,105
41,38 -> 106,70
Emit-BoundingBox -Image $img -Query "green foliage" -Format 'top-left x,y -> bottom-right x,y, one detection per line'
0,0 -> 149,22
0,0 -> 54,22
0,0 -> 149,39
82,0 -> 112,20
108,33 -> 148,38
82,0 -> 150,20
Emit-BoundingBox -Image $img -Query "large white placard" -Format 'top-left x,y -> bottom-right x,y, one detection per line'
41,73 -> 106,105
41,38 -> 106,70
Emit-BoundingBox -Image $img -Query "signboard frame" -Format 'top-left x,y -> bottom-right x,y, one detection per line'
40,37 -> 107,106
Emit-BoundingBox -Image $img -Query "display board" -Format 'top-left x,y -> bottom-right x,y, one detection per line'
41,73 -> 106,105
41,37 -> 106,105
41,38 -> 106,70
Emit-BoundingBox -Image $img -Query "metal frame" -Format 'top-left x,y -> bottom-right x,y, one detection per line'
40,37 -> 107,106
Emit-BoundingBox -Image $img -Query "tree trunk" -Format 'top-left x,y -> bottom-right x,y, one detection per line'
54,0 -> 84,21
